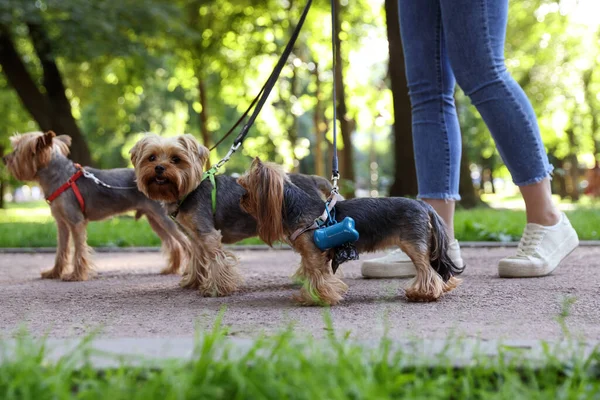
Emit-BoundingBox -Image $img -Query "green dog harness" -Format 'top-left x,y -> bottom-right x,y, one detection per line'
169,167 -> 217,220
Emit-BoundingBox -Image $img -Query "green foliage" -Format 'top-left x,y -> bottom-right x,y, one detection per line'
1,316 -> 600,399
1,0 -> 599,194
458,0 -> 600,182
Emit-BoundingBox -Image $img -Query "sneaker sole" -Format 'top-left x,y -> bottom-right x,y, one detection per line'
498,231 -> 579,278
361,257 -> 465,279
361,260 -> 417,279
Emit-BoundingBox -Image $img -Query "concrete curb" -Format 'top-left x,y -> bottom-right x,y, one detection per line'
1,241 -> 600,254
1,337 -> 597,369
0,245 -> 283,254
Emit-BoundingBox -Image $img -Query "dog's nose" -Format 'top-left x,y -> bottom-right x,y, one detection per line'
155,165 -> 165,175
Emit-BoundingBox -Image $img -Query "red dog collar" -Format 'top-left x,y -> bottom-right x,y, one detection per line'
46,163 -> 85,213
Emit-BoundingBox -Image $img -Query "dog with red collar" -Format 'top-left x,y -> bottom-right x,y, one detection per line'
2,131 -> 190,281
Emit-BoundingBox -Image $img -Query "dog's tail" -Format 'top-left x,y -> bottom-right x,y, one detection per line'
425,204 -> 465,281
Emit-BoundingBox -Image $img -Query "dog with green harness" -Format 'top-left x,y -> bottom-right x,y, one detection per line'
130,133 -> 333,297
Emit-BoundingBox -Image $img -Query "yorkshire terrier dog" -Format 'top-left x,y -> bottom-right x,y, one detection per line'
2,131 -> 190,281
130,133 -> 333,296
237,158 -> 464,306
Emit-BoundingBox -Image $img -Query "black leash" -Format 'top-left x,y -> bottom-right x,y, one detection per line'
209,82 -> 266,151
330,0 -> 339,191
208,0 -> 313,159
170,0 -> 313,220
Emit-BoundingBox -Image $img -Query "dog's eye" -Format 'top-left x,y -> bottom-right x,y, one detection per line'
172,156 -> 180,164
148,155 -> 156,162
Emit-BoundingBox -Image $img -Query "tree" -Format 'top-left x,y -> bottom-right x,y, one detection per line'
384,0 -> 417,197
0,0 -> 181,167
0,22 -> 92,165
312,62 -> 326,178
332,0 -> 355,197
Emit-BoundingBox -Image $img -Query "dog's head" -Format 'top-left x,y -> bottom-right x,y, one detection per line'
129,133 -> 209,203
2,131 -> 71,181
237,157 -> 287,246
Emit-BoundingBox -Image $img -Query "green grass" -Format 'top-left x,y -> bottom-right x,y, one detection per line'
455,207 -> 600,242
1,313 -> 599,399
0,201 -> 263,248
1,201 -> 599,247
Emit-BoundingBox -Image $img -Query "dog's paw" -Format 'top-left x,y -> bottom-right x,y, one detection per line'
61,272 -> 89,282
404,288 -> 440,302
40,269 -> 62,280
160,266 -> 180,275
293,287 -> 343,307
442,276 -> 461,293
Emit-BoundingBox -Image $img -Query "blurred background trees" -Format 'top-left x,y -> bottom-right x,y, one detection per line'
1,0 -> 599,206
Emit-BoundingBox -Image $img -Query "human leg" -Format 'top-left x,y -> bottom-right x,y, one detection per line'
439,0 -> 578,276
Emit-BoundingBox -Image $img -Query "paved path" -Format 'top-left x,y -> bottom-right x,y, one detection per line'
1,248 -> 598,342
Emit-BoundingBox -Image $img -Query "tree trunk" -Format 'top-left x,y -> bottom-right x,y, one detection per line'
0,25 -> 52,128
384,0 -> 418,197
0,24 -> 92,166
583,69 -> 600,160
565,128 -> 580,201
333,0 -> 355,197
288,66 -> 300,173
459,137 -> 483,208
369,130 -> 378,196
27,23 -> 92,166
0,145 -> 4,209
197,77 -> 212,167
312,63 -> 326,178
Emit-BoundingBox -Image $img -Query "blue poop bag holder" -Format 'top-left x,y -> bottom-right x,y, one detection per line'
313,215 -> 359,251
312,198 -> 360,273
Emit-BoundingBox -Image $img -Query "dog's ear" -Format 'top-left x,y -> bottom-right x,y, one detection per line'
54,135 -> 72,156
255,161 -> 285,246
129,139 -> 144,166
198,145 -> 209,167
178,134 -> 209,165
55,135 -> 72,147
36,131 -> 56,152
177,134 -> 200,153
252,157 -> 263,169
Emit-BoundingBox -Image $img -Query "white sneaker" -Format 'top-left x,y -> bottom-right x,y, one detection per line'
498,212 -> 579,278
361,240 -> 464,278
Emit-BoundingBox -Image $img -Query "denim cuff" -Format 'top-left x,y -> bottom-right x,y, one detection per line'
417,193 -> 462,201
513,165 -> 555,187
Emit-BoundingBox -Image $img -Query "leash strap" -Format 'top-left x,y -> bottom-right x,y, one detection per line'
296,0 -> 341,242
209,83 -> 266,151
330,0 -> 339,191
289,192 -> 343,241
46,163 -> 85,213
209,0 -> 313,167
170,1 -> 313,222
209,172 -> 217,215
81,169 -> 137,190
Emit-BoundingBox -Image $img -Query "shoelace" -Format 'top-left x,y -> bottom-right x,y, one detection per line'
515,227 -> 547,257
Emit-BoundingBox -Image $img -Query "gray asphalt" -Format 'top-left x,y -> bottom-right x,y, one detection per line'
0,247 -> 598,342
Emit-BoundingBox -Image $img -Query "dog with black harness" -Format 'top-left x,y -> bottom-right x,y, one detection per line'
238,158 -> 464,306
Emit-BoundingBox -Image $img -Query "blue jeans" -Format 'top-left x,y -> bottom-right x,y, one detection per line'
398,0 -> 553,200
